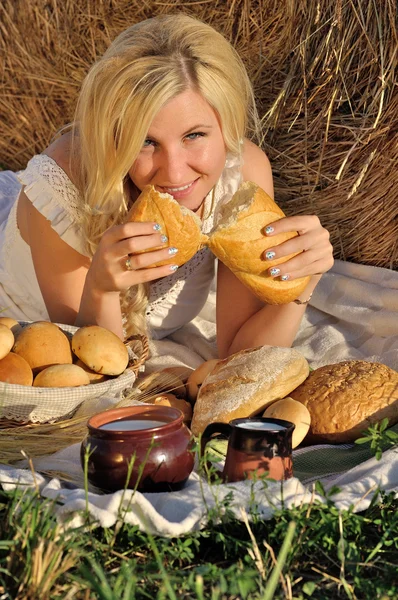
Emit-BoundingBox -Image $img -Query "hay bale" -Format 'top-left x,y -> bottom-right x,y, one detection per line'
0,0 -> 396,268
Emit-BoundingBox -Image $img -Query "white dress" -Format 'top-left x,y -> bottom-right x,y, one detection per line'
0,154 -> 242,339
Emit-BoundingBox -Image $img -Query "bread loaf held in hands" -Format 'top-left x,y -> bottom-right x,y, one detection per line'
190,345 -> 309,435
126,182 -> 310,305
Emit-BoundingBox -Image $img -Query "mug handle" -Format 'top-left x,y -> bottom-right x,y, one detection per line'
200,422 -> 232,462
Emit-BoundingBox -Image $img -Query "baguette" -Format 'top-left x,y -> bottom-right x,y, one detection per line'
127,181 -> 311,304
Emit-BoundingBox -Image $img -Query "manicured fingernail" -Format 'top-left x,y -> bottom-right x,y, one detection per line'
160,235 -> 168,243
281,274 -> 290,281
269,267 -> 280,276
169,264 -> 179,272
168,247 -> 178,255
264,226 -> 274,235
153,223 -> 161,231
265,251 -> 276,260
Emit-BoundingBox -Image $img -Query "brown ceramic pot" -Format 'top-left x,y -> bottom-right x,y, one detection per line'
81,405 -> 195,492
201,417 -> 295,482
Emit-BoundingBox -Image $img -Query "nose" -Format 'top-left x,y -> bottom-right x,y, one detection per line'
158,145 -> 186,185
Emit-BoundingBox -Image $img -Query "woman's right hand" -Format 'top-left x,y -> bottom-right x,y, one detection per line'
86,221 -> 179,293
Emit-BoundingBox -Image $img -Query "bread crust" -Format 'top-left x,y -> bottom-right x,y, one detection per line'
190,345 -> 309,435
208,182 -> 311,304
290,360 -> 398,443
126,185 -> 207,267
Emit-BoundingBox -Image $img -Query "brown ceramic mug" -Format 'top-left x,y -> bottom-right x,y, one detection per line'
81,405 -> 194,493
201,417 -> 295,483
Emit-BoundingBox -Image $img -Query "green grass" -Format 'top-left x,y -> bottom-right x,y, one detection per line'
0,436 -> 398,599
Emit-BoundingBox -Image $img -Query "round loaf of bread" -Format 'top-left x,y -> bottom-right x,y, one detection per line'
75,359 -> 109,383
187,359 -> 220,402
262,397 -> 311,448
290,360 -> 398,443
12,321 -> 73,373
71,325 -> 129,376
0,352 -> 33,386
126,185 -> 207,267
191,345 -> 309,435
0,323 -> 14,360
0,317 -> 23,337
33,364 -> 90,387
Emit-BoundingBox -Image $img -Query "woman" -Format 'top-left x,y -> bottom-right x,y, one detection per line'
0,14 -> 333,358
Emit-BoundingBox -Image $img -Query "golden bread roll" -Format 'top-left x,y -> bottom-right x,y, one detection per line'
0,323 -> 14,360
290,360 -> 398,443
75,359 -> 109,383
12,321 -> 73,373
191,345 -> 309,435
207,181 -> 311,304
0,352 -> 33,386
151,393 -> 193,422
71,325 -> 129,376
187,359 -> 220,402
0,317 -> 23,337
262,397 -> 311,448
33,364 -> 90,387
126,185 -> 207,267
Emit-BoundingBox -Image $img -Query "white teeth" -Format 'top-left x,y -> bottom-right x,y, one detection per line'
163,182 -> 193,192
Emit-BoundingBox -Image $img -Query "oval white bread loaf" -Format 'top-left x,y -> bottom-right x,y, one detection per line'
262,397 -> 311,448
0,352 -> 33,386
71,325 -> 129,376
190,345 -> 309,435
126,185 -> 207,267
290,360 -> 398,443
12,321 -> 73,373
33,364 -> 90,387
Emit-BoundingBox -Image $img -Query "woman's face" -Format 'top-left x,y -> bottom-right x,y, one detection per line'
129,89 -> 227,213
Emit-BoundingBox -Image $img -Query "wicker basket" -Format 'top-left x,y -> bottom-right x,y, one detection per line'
0,323 -> 149,424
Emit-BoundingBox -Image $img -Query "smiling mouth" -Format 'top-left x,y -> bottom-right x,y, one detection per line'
160,180 -> 197,193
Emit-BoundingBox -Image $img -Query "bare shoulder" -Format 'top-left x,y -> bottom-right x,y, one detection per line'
241,139 -> 274,198
43,131 -> 77,184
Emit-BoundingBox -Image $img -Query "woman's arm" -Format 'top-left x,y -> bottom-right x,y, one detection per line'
216,140 -> 333,358
20,190 -> 179,339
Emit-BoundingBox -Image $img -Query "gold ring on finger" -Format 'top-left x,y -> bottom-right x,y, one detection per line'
125,256 -> 134,271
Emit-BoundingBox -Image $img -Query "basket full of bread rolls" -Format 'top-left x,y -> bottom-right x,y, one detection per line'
0,318 -> 148,424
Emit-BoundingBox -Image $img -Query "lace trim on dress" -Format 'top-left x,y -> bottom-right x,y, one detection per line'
17,154 -> 88,256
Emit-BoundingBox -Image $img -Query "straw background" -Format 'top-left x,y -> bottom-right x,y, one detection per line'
1,0 -> 397,269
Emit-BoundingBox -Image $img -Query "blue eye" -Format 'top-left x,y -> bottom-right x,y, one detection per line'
143,139 -> 155,147
186,132 -> 206,140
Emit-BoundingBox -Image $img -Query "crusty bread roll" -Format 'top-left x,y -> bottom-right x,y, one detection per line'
207,181 -> 311,304
75,359 -> 109,383
0,323 -> 14,360
127,182 -> 310,305
126,185 -> 207,267
33,364 -> 90,387
290,360 -> 398,443
0,317 -> 22,337
262,397 -> 311,448
12,321 -> 73,373
191,345 -> 309,435
151,393 -> 193,422
72,325 -> 129,376
0,352 -> 33,386
187,359 -> 220,402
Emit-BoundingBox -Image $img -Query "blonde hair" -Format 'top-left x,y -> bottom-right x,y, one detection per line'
72,13 -> 259,339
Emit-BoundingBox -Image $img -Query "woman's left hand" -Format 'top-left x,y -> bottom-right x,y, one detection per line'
263,215 -> 334,281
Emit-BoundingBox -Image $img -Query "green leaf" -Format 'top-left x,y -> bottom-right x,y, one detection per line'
302,581 -> 317,595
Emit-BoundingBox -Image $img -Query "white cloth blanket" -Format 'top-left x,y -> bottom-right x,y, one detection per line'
1,259 -> 397,536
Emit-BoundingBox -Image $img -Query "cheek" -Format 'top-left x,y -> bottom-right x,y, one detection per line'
128,158 -> 152,188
